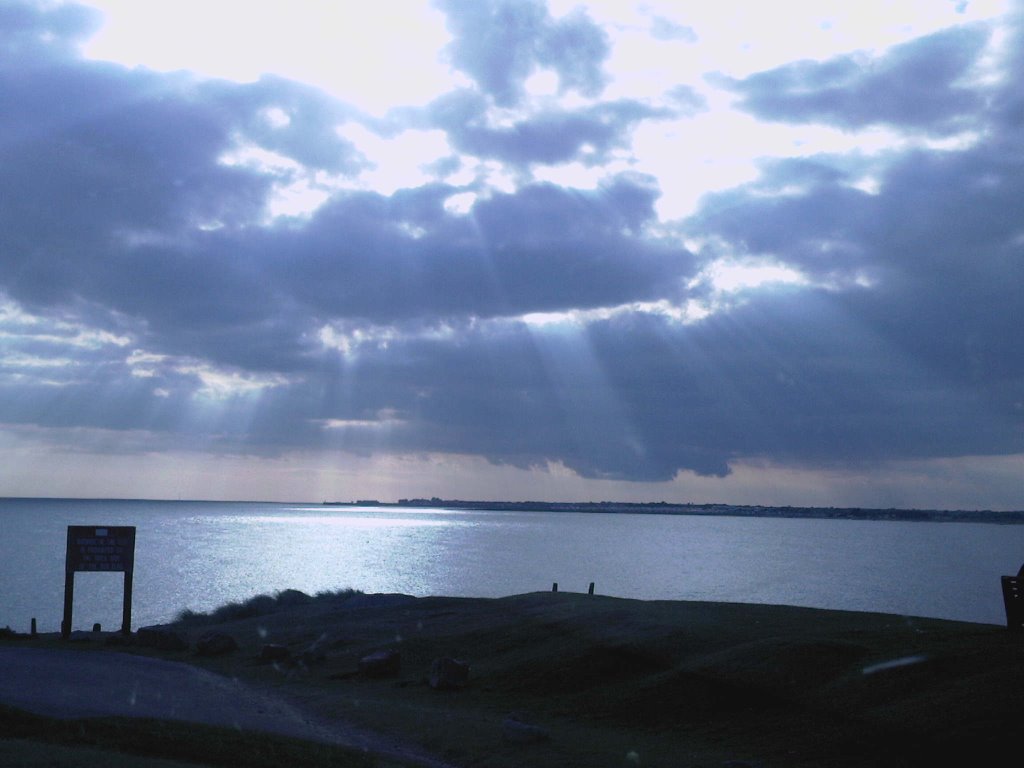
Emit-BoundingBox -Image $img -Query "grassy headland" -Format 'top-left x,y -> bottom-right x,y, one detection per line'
6,589 -> 1023,767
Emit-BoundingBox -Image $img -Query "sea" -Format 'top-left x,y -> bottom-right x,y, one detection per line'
2,497 -> 1023,632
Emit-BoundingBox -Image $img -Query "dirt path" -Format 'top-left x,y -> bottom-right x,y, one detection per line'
0,647 -> 458,768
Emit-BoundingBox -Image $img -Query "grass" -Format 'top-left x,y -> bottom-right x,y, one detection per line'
174,588 -> 364,626
138,591 -> 1024,767
0,704 -> 378,768
8,590 -> 1024,767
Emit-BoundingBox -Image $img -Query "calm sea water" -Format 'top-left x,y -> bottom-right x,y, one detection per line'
2,498 -> 1022,632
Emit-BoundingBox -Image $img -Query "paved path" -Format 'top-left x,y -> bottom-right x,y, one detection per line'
0,647 -> 456,767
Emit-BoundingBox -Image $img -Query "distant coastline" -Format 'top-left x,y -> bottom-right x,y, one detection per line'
322,498 -> 1024,524
2,496 -> 1021,524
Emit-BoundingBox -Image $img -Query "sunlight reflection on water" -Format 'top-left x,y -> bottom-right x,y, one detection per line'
2,499 -> 1023,631
220,514 -> 461,528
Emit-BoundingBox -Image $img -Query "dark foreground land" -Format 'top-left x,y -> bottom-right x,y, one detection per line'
4,591 -> 1024,767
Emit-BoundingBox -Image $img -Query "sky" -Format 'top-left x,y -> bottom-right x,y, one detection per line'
1,0 -> 1022,509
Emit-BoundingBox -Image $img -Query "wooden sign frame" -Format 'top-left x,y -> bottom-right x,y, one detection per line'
62,525 -> 136,638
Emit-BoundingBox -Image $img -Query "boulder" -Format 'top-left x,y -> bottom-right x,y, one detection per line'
195,631 -> 238,656
502,714 -> 550,744
299,648 -> 327,666
260,643 -> 291,663
136,626 -> 189,651
358,649 -> 401,677
429,657 -> 470,690
299,633 -> 329,666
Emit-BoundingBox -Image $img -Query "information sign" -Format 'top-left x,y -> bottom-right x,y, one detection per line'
62,525 -> 136,638
66,526 -> 136,572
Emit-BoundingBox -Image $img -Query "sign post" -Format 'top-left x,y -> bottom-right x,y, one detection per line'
62,526 -> 136,639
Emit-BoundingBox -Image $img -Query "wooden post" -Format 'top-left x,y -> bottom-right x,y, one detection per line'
62,525 -> 76,639
30,618 -> 36,637
552,582 -> 558,592
122,569 -> 133,635
588,582 -> 595,595
61,569 -> 75,640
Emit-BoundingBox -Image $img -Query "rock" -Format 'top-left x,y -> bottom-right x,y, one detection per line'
260,643 -> 291,663
299,648 -> 326,666
358,649 -> 401,677
196,631 -> 238,656
136,625 -> 189,651
298,634 -> 329,666
429,657 -> 470,690
502,714 -> 550,744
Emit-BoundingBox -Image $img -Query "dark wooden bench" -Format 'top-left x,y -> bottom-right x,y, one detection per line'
1001,570 -> 1024,631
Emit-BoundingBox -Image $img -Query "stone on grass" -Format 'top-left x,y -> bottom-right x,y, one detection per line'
299,634 -> 329,665
502,714 -> 550,744
299,647 -> 327,666
429,657 -> 470,690
136,625 -> 189,651
260,643 -> 291,663
196,631 -> 238,656
358,649 -> 401,677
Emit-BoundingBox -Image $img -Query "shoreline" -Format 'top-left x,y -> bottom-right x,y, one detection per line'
6,495 -> 1024,522
335,498 -> 1024,523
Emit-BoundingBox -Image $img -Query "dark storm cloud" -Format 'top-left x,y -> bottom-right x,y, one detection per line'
689,139 -> 1024,391
283,54 -> 1019,481
2,0 -> 1021,485
434,0 -> 609,107
68,169 -> 692,371
266,174 -> 690,324
242,285 -> 1019,481
716,24 -> 991,134
0,3 -> 352,366
1,57 -> 260,310
111,268 -> 1004,485
424,88 -> 672,166
682,28 -> 1024,472
204,76 -> 364,174
0,0 -> 99,60
692,163 -> 877,285
0,3 -> 693,371
992,2 -> 1024,128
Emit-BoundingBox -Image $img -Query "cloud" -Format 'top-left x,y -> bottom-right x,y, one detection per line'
0,0 -> 1021,496
716,24 -> 991,134
689,134 -> 1024,390
0,0 -> 100,60
649,16 -> 697,43
207,76 -> 363,174
425,89 -> 672,167
664,84 -> 707,116
269,174 -> 691,325
435,0 -> 610,107
682,23 -> 1024,473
